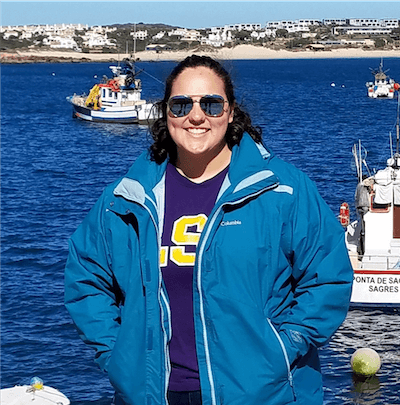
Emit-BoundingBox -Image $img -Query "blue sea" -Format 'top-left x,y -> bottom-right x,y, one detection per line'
2,57 -> 400,404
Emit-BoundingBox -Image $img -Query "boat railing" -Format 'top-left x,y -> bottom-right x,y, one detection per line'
358,251 -> 400,270
121,100 -> 146,107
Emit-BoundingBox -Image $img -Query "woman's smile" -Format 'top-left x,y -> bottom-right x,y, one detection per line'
185,127 -> 209,135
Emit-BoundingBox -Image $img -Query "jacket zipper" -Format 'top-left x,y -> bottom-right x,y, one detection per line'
130,198 -> 171,405
196,183 -> 278,405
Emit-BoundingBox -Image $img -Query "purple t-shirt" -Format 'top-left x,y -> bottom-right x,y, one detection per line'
161,163 -> 228,391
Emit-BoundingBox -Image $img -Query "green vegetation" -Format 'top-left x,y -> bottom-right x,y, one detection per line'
374,38 -> 386,49
0,34 -> 32,49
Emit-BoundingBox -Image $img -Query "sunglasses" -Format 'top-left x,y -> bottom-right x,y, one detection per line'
167,94 -> 229,118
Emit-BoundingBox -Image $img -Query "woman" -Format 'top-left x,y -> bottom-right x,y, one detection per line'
65,55 -> 353,405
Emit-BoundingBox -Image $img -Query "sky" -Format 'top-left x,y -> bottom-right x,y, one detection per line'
1,1 -> 400,29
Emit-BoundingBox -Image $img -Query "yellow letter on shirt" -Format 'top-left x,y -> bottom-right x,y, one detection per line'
170,214 -> 207,266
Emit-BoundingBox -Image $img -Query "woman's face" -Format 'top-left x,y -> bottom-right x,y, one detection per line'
167,66 -> 234,162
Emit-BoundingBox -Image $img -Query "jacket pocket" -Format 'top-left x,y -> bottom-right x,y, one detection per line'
267,318 -> 296,400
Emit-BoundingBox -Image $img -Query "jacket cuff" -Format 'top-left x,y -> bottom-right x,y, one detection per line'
95,350 -> 112,372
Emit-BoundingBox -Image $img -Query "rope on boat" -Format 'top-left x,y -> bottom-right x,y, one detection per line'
141,69 -> 165,86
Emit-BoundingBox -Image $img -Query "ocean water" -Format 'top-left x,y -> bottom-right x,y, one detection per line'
2,58 -> 400,404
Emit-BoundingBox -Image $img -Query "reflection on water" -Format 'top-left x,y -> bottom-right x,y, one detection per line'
352,374 -> 381,404
81,121 -> 152,138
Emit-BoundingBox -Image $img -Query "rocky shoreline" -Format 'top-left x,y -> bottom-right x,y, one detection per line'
0,52 -> 118,64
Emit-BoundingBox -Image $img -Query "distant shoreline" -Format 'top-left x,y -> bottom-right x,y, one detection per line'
2,45 -> 400,64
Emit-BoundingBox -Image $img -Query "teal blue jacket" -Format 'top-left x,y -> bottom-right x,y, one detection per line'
65,134 -> 353,405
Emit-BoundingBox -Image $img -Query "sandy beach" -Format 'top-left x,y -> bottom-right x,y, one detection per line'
137,45 -> 400,61
3,45 -> 400,63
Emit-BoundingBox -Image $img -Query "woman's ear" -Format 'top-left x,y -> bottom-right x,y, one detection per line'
228,104 -> 235,124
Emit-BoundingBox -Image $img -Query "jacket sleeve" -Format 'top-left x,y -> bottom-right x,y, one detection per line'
64,194 -> 120,372
278,173 -> 353,365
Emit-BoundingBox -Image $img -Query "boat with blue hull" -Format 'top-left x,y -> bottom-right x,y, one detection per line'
67,60 -> 159,124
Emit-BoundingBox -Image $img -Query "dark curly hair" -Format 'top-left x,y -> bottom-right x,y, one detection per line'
150,55 -> 262,163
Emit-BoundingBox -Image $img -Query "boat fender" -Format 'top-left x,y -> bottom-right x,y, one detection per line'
339,202 -> 350,227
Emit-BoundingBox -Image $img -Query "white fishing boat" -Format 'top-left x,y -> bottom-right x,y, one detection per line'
365,59 -> 399,99
1,378 -> 70,405
341,100 -> 400,307
67,60 -> 159,124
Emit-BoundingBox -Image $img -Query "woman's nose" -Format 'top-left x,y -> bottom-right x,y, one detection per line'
188,101 -> 205,123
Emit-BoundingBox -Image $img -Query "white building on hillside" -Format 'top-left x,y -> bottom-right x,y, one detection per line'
381,19 -> 399,28
169,28 -> 201,41
131,30 -> 148,40
349,18 -> 381,27
183,30 -> 201,41
251,30 -> 268,40
298,19 -> 321,26
234,23 -> 262,31
20,30 -> 33,40
152,31 -> 165,40
168,28 -> 189,37
209,23 -> 262,33
202,28 -> 232,47
3,30 -> 19,39
265,19 -> 320,34
333,26 -> 393,36
82,32 -> 116,48
0,23 -> 94,46
264,28 -> 277,37
323,19 -> 347,26
324,17 -> 398,36
43,35 -> 79,49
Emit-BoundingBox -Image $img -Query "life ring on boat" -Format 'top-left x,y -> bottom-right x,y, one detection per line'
339,202 -> 350,227
107,79 -> 120,92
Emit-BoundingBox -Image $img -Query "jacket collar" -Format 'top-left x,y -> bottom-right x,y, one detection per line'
112,134 -> 279,214
216,133 -> 279,205
112,151 -> 167,229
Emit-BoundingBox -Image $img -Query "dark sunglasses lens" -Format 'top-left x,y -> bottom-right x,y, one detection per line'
200,95 -> 225,116
169,96 -> 193,117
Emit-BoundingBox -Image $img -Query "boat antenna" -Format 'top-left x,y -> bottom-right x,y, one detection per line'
133,23 -> 137,61
383,94 -> 400,170
381,57 -> 390,75
352,140 -> 363,183
353,140 -> 371,182
359,140 -> 362,182
396,94 -> 400,157
390,129 -> 394,159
